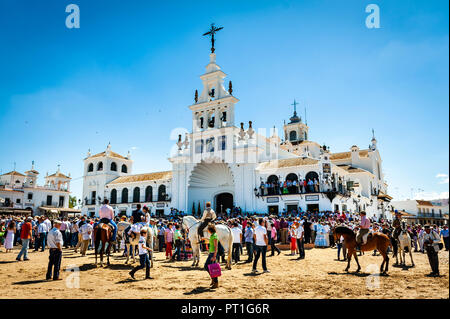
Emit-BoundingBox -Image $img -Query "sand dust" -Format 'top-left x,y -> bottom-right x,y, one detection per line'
0,246 -> 448,299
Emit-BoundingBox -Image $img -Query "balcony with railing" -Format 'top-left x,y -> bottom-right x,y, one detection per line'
255,184 -> 351,198
41,201 -> 65,208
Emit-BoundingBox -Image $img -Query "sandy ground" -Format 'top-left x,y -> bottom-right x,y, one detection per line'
0,245 -> 448,299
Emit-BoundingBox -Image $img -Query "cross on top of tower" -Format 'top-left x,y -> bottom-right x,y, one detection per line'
289,99 -> 301,124
203,23 -> 223,53
291,99 -> 299,114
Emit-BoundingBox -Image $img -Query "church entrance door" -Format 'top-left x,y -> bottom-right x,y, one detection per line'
215,193 -> 233,217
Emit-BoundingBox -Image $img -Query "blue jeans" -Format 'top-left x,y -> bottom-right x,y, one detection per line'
46,248 -> 62,280
252,245 -> 267,271
95,219 -> 117,241
172,239 -> 182,261
130,253 -> 151,278
35,232 -> 47,251
245,242 -> 253,262
17,238 -> 30,260
71,232 -> 79,247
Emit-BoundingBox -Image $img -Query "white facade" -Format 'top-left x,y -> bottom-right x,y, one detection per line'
391,199 -> 448,225
81,50 -> 391,220
0,162 -> 71,215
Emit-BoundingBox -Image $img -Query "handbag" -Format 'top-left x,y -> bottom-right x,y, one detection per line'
208,262 -> 222,278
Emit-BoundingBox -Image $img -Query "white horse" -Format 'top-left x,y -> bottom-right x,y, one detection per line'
181,215 -> 233,270
116,221 -> 131,253
396,221 -> 415,267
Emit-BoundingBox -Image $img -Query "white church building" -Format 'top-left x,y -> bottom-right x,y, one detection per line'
81,49 -> 391,220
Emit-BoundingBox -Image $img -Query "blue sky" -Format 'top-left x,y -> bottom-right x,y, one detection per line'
0,0 -> 448,201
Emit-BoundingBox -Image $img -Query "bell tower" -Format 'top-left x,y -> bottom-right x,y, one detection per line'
283,99 -> 309,143
190,53 -> 239,132
24,161 -> 39,188
190,25 -> 239,133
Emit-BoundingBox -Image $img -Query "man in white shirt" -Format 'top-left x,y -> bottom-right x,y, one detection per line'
423,224 -> 441,277
231,222 -> 242,263
295,221 -> 305,260
252,218 -> 269,273
35,218 -> 48,252
96,199 -> 117,241
79,220 -> 93,256
46,220 -> 63,281
42,216 -> 51,247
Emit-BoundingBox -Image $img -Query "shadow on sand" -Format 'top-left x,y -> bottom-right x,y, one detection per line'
77,263 -> 99,271
116,278 -> 136,284
327,271 -> 371,277
12,279 -> 51,285
393,263 -> 415,271
183,286 -> 215,295
162,264 -> 203,271
243,272 -> 263,277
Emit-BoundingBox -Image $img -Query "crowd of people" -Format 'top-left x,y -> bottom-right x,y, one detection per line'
258,175 -> 348,196
1,206 -> 448,284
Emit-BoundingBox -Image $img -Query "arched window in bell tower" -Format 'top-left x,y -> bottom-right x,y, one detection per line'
289,131 -> 297,141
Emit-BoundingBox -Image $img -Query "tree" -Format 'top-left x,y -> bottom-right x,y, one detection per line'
192,202 -> 196,216
198,202 -> 202,217
69,195 -> 77,208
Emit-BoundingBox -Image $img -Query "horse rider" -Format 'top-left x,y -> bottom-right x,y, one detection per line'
356,211 -> 370,250
95,199 -> 117,242
126,204 -> 146,240
392,210 -> 413,241
198,202 -> 216,240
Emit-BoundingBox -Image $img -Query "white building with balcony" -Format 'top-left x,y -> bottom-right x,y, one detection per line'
390,199 -> 448,226
0,162 -> 72,216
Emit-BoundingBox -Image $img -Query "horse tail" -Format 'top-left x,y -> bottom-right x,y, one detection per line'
226,225 -> 233,268
227,226 -> 233,253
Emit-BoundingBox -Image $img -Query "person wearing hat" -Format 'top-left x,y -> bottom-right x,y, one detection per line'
198,202 -> 216,240
423,224 -> 441,277
46,220 -> 64,280
356,211 -> 370,250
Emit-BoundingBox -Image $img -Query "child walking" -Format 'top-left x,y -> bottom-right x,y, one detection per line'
129,229 -> 153,280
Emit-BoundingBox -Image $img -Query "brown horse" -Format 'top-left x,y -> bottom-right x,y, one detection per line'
333,226 -> 391,275
94,223 -> 114,267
